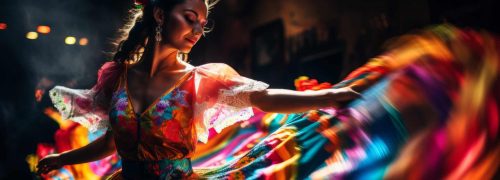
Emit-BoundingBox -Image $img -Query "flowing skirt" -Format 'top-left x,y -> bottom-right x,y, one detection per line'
32,25 -> 500,180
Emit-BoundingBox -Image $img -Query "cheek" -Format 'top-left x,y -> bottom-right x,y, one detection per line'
164,15 -> 191,44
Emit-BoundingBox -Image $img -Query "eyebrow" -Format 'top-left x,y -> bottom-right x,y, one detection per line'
184,9 -> 205,18
185,9 -> 198,16
184,9 -> 207,24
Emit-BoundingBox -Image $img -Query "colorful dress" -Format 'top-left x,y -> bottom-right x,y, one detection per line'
46,25 -> 500,179
49,63 -> 270,179
187,25 -> 500,180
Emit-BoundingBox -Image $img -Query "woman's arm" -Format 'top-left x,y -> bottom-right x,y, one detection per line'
36,130 -> 116,174
250,87 -> 360,113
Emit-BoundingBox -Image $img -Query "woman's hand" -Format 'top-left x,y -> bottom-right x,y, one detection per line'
35,130 -> 116,176
328,87 -> 362,106
36,154 -> 63,175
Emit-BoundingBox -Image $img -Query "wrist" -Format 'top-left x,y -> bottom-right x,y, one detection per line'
57,152 -> 69,165
325,90 -> 340,107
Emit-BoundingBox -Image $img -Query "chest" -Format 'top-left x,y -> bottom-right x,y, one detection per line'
108,72 -> 197,154
125,70 -> 192,115
109,72 -> 195,128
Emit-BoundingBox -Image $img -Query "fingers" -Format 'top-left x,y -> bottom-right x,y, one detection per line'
36,161 -> 50,175
330,87 -> 365,107
346,87 -> 364,100
36,163 -> 60,175
36,155 -> 62,175
335,87 -> 362,101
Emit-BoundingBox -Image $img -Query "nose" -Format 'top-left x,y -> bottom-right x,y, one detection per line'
192,23 -> 203,36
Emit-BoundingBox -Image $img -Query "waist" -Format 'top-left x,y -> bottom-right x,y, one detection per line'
121,158 -> 193,179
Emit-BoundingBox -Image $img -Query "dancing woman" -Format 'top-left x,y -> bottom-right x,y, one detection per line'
36,0 -> 359,179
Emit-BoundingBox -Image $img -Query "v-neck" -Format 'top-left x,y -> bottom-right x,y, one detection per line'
124,64 -> 194,118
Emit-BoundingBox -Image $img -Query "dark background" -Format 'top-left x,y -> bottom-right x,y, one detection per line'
0,0 -> 498,178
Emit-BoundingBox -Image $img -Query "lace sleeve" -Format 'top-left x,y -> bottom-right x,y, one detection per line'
193,63 -> 269,143
49,86 -> 110,132
48,62 -> 122,132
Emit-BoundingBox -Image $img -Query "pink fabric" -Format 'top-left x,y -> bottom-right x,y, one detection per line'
49,61 -> 123,133
50,62 -> 269,143
193,63 -> 269,143
94,61 -> 123,96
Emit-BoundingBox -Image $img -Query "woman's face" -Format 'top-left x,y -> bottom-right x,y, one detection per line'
162,0 -> 208,53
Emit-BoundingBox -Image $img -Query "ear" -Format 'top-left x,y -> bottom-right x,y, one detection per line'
153,7 -> 165,25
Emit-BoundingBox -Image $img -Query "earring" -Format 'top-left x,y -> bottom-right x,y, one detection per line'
177,52 -> 189,62
155,24 -> 162,42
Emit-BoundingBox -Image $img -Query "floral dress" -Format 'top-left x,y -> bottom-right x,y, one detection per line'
50,63 -> 269,179
47,25 -> 500,180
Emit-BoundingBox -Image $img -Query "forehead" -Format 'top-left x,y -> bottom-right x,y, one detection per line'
176,0 -> 208,18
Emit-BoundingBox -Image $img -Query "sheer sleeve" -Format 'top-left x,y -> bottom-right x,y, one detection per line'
48,62 -> 122,133
49,86 -> 110,133
193,63 -> 269,143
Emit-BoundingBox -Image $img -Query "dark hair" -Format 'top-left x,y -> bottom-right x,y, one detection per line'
94,0 -> 218,110
112,0 -> 219,65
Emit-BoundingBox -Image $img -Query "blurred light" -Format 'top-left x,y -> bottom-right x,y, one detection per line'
44,107 -> 73,129
0,23 -> 6,30
65,36 -> 76,45
79,38 -> 89,46
35,89 -> 44,102
25,154 -> 38,172
37,25 -> 51,34
26,32 -> 38,40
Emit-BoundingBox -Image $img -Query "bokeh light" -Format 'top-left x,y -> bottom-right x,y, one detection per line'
26,32 -> 38,40
79,38 -> 88,46
35,89 -> 44,102
37,25 -> 51,34
65,36 -> 76,45
0,23 -> 7,30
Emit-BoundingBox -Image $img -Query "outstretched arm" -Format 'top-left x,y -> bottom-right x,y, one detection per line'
250,87 -> 360,113
36,130 -> 116,174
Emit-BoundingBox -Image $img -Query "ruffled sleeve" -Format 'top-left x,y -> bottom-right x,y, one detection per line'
48,62 -> 122,133
193,63 -> 269,143
49,87 -> 110,133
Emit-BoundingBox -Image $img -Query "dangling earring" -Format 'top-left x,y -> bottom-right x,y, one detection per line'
177,52 -> 189,62
155,24 -> 162,43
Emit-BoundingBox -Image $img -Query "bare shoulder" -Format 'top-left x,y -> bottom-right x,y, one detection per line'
195,63 -> 238,75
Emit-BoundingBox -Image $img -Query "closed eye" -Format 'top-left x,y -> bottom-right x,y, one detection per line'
184,13 -> 197,23
183,9 -> 209,36
184,9 -> 207,24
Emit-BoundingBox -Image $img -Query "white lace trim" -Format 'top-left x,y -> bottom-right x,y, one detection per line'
195,76 -> 269,143
49,86 -> 74,120
49,86 -> 109,132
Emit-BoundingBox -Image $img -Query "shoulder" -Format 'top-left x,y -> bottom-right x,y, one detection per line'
95,61 -> 124,94
97,61 -> 125,80
195,63 -> 239,76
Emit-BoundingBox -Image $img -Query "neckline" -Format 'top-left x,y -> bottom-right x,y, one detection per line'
124,64 -> 195,118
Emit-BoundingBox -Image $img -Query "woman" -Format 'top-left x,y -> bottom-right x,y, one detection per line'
37,0 -> 500,178
36,0 -> 360,179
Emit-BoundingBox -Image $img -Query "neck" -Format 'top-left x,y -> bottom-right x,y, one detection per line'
149,43 -> 181,78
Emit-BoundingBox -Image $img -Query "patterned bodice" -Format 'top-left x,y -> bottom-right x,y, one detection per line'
109,71 -> 198,161
49,63 -> 269,161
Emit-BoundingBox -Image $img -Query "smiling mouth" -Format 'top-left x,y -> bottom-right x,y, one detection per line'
185,38 -> 197,44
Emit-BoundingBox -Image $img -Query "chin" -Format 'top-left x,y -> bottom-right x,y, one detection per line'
178,47 -> 193,53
